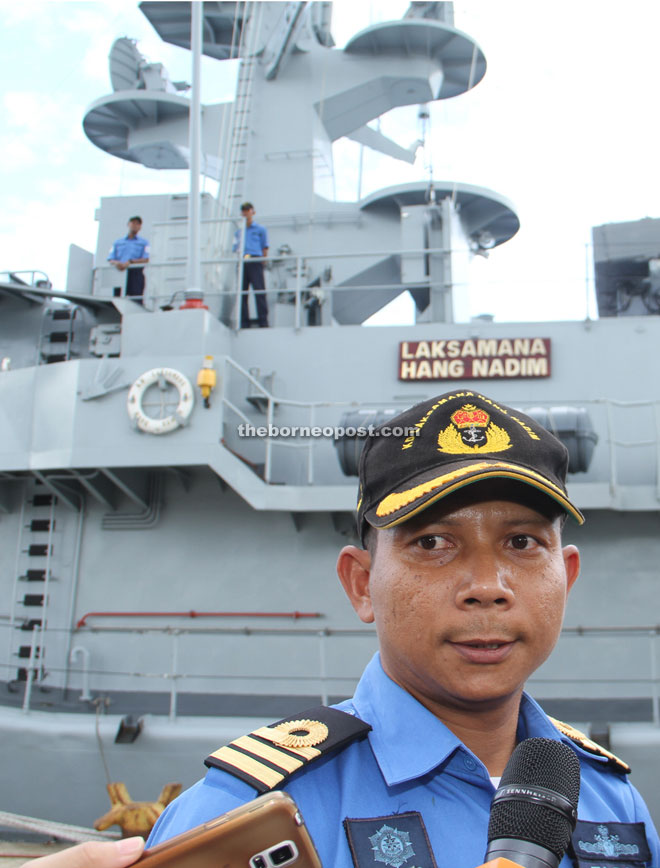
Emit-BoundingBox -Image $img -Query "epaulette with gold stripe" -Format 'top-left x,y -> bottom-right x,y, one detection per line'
549,717 -> 631,774
205,706 -> 372,794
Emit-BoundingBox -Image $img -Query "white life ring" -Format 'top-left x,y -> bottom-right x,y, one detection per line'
127,367 -> 194,435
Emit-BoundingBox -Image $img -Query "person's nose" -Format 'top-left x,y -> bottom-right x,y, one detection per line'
454,548 -> 514,609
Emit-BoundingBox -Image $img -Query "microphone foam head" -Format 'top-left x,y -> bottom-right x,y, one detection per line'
488,737 -> 581,859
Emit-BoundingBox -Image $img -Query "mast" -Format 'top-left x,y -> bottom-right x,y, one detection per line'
186,0 -> 203,299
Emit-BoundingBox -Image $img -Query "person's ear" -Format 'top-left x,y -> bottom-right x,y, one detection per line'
562,544 -> 580,593
336,546 -> 374,623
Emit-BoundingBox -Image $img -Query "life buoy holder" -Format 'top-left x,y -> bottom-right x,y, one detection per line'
127,367 -> 194,435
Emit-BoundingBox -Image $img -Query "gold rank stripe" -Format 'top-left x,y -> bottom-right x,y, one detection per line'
231,736 -> 305,773
252,727 -> 322,761
209,745 -> 286,789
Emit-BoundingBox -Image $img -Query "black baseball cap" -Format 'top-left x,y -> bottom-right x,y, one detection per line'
357,390 -> 584,542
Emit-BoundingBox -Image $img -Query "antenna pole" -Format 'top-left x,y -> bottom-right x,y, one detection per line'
187,0 -> 203,295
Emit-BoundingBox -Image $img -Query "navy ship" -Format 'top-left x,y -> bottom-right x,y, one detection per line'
2,0 -> 660,835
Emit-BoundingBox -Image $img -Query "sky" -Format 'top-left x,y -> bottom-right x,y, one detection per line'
2,1 -> 660,324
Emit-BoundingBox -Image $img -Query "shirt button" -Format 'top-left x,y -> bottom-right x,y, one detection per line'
463,755 -> 477,770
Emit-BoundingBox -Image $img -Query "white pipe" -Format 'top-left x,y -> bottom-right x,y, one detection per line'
70,645 -> 92,702
187,0 -> 203,295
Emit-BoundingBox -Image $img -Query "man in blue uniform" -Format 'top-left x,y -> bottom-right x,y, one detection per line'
147,391 -> 660,868
107,216 -> 150,303
233,202 -> 269,328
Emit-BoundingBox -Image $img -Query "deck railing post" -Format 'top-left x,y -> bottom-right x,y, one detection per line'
265,399 -> 274,482
294,256 -> 302,330
605,400 -> 617,497
308,405 -> 315,484
651,630 -> 659,726
169,631 -> 180,721
21,627 -> 39,714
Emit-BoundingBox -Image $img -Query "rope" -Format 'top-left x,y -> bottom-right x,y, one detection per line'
94,698 -> 112,787
0,812 -> 118,844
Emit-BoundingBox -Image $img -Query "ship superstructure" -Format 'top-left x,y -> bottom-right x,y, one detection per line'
2,0 -> 660,833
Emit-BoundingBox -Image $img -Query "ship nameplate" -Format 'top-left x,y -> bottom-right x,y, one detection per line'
399,338 -> 551,381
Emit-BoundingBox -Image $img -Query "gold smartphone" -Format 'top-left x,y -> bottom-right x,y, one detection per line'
137,791 -> 322,868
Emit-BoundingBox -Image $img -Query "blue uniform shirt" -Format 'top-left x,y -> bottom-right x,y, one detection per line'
233,222 -> 268,256
148,654 -> 660,868
108,234 -> 150,263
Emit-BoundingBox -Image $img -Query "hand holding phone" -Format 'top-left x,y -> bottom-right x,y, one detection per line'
136,792 -> 322,868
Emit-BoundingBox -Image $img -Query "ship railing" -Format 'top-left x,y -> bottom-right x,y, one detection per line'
218,359 -> 660,493
0,270 -> 53,289
90,232 -> 601,323
3,620 -> 660,723
221,355 -> 409,484
92,244 -> 458,326
515,397 -> 660,502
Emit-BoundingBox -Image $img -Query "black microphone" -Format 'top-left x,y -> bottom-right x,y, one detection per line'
485,737 -> 581,868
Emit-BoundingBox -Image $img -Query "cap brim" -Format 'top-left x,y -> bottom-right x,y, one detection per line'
364,458 -> 585,531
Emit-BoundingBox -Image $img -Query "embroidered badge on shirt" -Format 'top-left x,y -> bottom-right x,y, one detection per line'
344,812 -> 438,868
572,821 -> 651,868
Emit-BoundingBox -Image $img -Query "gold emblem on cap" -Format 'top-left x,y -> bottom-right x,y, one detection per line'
264,719 -> 329,749
437,404 -> 511,454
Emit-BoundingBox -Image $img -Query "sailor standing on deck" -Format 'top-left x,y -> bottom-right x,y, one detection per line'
143,390 -> 660,868
107,216 -> 150,304
233,202 -> 269,328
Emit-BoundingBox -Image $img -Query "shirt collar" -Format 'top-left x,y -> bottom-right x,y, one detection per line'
350,654 -> 594,786
351,654 -> 465,786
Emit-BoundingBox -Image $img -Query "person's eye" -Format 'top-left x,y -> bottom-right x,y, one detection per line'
416,535 -> 450,551
509,534 -> 538,551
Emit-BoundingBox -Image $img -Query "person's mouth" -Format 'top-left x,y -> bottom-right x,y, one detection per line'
448,638 -> 515,664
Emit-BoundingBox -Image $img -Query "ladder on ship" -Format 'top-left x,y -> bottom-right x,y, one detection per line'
220,1 -> 307,214
213,1 -> 263,254
38,306 -> 80,365
224,50 -> 257,213
6,479 -> 80,695
203,1 -> 263,322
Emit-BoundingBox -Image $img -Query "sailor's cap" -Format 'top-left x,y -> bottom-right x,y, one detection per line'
356,390 -> 584,543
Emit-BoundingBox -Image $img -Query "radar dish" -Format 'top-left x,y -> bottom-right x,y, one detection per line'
109,38 -> 145,91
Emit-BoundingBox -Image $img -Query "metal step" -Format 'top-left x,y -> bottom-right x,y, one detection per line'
21,594 -> 45,608
21,569 -> 47,582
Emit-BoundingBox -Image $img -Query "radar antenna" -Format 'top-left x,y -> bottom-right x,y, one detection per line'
109,37 -> 189,93
109,38 -> 144,91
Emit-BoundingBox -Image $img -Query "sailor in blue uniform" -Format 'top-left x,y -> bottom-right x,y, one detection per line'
107,216 -> 150,303
148,390 -> 660,868
233,202 -> 269,328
